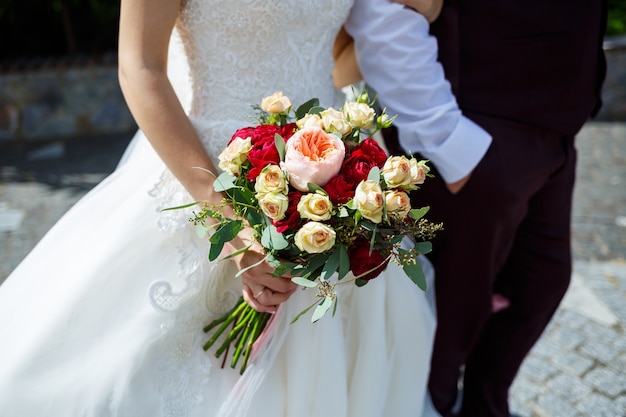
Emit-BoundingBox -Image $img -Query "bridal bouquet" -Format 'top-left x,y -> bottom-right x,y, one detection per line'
186,91 -> 442,373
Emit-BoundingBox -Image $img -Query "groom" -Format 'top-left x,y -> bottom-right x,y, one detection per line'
345,1 -> 607,416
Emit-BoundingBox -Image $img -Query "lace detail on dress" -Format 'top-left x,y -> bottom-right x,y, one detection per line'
147,0 -> 353,414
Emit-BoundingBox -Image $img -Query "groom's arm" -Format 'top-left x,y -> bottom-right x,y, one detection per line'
344,0 -> 491,186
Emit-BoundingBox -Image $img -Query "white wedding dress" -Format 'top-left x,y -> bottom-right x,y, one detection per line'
0,0 -> 436,416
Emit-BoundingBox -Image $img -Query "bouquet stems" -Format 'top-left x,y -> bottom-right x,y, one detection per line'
203,297 -> 272,375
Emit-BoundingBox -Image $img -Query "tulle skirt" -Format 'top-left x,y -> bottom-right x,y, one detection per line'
0,132 -> 437,417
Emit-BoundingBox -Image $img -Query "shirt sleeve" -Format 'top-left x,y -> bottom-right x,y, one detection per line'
344,0 -> 492,183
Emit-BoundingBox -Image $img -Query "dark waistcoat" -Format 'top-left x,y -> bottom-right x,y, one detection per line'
430,0 -> 607,137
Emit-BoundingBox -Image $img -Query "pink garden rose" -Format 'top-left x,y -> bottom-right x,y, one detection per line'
282,126 -> 345,191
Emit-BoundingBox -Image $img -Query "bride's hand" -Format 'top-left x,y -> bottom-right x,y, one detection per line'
392,0 -> 443,23
224,228 -> 297,314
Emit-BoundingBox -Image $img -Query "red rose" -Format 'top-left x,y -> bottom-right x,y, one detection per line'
271,191 -> 303,233
229,127 -> 256,145
244,123 -> 298,180
349,239 -> 389,281
342,138 -> 388,183
324,174 -> 356,205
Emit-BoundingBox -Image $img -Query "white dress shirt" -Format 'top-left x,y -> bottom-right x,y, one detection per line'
344,0 -> 492,183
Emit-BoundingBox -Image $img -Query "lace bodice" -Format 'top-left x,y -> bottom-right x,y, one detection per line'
172,0 -> 354,160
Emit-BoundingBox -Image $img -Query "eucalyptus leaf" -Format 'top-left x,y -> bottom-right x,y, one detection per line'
311,296 -> 333,323
319,248 -> 340,281
274,133 -> 286,162
213,172 -> 238,192
295,98 -> 320,119
338,207 -> 349,218
210,220 -> 244,244
413,241 -> 433,255
291,277 -> 318,288
195,224 -> 209,238
399,248 -> 427,291
218,243 -> 253,261
161,201 -> 199,211
235,255 -> 267,278
355,279 -> 369,287
409,206 -> 430,220
307,183 -> 328,195
272,262 -> 298,277
332,295 -> 339,317
246,209 -> 264,227
337,244 -> 350,280
208,242 -> 225,262
308,105 -> 325,116
260,224 -> 289,250
290,303 -> 316,324
367,166 -> 380,182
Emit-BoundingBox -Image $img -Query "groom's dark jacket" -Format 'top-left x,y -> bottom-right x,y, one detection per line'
430,0 -> 607,137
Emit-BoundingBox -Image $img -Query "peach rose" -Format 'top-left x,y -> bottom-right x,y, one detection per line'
257,192 -> 289,221
294,221 -> 336,254
354,180 -> 384,223
255,164 -> 287,194
297,192 -> 333,221
282,126 -> 345,192
382,155 -> 412,188
261,92 -> 292,113
384,190 -> 411,219
409,159 -> 430,186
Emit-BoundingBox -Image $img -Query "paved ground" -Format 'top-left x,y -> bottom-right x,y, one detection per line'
1,123 -> 625,416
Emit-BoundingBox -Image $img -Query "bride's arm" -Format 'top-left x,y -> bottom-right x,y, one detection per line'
118,0 -> 295,312
118,0 -> 215,204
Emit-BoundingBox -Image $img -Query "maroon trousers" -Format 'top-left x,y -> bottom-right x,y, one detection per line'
384,112 -> 577,417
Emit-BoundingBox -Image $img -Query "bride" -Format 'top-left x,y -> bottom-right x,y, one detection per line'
0,0 -> 442,416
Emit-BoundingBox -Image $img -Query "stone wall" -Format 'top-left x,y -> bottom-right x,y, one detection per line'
596,35 -> 626,121
0,64 -> 136,143
0,36 -> 624,145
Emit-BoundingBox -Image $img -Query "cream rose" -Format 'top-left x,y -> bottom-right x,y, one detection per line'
282,126 -> 346,192
320,107 -> 352,136
218,136 -> 252,175
296,113 -> 324,129
384,190 -> 411,220
257,192 -> 289,221
297,192 -> 333,221
294,221 -> 336,254
409,159 -> 430,186
343,101 -> 375,129
382,155 -> 412,188
261,92 -> 292,113
354,180 -> 384,223
255,164 -> 287,194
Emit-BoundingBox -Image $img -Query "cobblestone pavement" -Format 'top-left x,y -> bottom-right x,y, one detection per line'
1,123 -> 625,416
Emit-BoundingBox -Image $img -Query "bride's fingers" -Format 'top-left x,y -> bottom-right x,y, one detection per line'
242,284 -> 277,313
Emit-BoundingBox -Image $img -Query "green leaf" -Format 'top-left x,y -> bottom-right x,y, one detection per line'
235,255 -> 267,278
295,98 -> 320,119
337,244 -> 350,280
208,242 -> 225,262
272,262 -> 298,277
311,296 -> 333,323
413,241 -> 433,255
332,295 -> 339,317
338,207 -> 349,218
367,166 -> 380,182
161,201 -> 199,211
319,248 -> 340,281
307,183 -> 328,195
210,220 -> 244,244
245,209 -> 264,227
213,172 -> 238,192
355,279 -> 369,287
218,243 -> 253,261
399,248 -> 427,291
260,224 -> 289,250
292,277 -> 318,288
409,206 -> 430,220
299,253 -> 329,278
290,303 -> 317,324
195,224 -> 209,238
308,105 -> 325,116
274,133 -> 286,162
